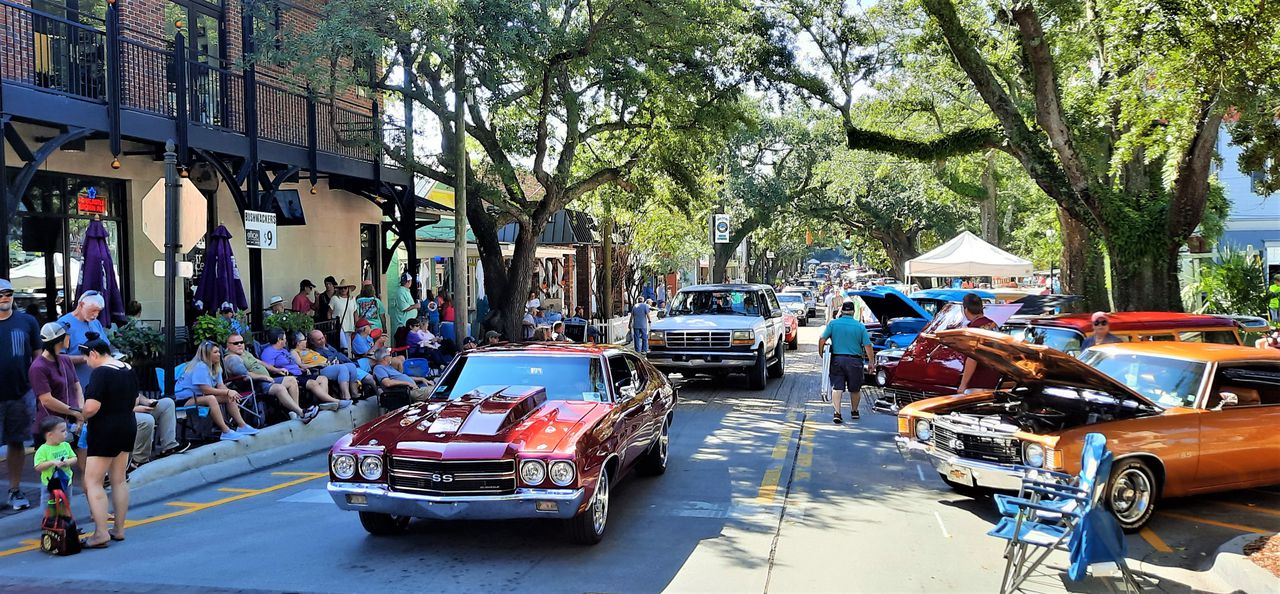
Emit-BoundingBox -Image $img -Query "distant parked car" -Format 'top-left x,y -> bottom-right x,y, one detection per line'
781,286 -> 818,319
776,292 -> 809,326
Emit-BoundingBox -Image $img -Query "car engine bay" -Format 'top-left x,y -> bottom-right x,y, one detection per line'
939,386 -> 1157,434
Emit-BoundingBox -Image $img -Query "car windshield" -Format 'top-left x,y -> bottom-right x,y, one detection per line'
669,290 -> 760,316
1079,351 -> 1207,408
431,354 -> 609,402
777,294 -> 804,304
1011,326 -> 1083,355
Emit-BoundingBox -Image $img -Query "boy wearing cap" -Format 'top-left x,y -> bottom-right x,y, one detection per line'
292,280 -> 316,317
218,303 -> 246,337
0,279 -> 41,509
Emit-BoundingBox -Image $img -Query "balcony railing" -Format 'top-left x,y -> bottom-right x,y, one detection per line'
0,0 -> 382,163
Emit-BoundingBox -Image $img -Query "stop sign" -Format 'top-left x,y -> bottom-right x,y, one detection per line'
140,178 -> 207,255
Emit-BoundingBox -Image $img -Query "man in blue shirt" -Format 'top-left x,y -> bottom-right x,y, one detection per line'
352,319 -> 375,358
57,291 -> 111,390
372,348 -> 429,402
0,279 -> 40,509
631,300 -> 651,353
309,329 -> 375,392
817,301 -> 875,423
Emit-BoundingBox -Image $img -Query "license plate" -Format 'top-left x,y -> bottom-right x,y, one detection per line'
947,466 -> 974,487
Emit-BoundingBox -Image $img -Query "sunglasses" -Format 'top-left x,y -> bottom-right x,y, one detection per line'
0,290 -> 12,298
228,340 -> 245,346
1093,320 -> 1109,326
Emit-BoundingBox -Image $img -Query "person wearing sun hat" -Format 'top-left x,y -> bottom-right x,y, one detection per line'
266,295 -> 286,316
328,278 -> 358,350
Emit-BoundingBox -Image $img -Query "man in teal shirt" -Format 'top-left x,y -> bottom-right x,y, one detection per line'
818,301 -> 875,423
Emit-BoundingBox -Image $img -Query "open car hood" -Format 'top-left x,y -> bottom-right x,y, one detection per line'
934,328 -> 1160,408
851,286 -> 931,324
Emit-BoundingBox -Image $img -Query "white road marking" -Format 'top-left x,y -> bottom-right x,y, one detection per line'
916,464 -> 926,482
934,511 -> 951,539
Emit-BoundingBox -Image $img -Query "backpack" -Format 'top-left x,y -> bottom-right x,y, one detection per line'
40,471 -> 81,556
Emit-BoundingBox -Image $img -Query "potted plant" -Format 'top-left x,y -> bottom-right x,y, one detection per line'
264,311 -> 315,338
111,322 -> 165,391
192,314 -> 232,346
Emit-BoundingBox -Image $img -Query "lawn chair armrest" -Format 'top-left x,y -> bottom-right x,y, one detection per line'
1023,483 -> 1089,501
1004,497 -> 1086,517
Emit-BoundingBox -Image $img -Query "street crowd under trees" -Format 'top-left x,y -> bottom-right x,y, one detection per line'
261,0 -> 1280,317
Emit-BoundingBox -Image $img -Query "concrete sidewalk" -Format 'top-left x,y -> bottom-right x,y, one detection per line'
0,399 -> 379,543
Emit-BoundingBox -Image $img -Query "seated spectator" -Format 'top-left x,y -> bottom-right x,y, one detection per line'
266,296 -> 286,316
545,307 -> 564,324
292,332 -> 359,402
131,390 -> 179,465
371,328 -> 388,352
224,334 -> 315,423
372,348 -> 431,402
567,306 -> 588,324
485,330 -> 503,346
173,341 -> 261,441
219,302 -> 246,337
260,329 -> 345,410
352,319 -> 375,358
308,330 -> 376,394
522,306 -> 537,340
532,326 -> 552,341
405,318 -> 447,368
534,307 -> 547,327
461,336 -> 478,351
551,321 -> 573,343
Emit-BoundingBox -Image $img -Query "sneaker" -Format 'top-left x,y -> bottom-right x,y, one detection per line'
303,406 -> 319,420
236,425 -> 260,436
219,431 -> 243,442
337,400 -> 352,410
832,413 -> 843,425
851,411 -> 861,420
7,489 -> 29,510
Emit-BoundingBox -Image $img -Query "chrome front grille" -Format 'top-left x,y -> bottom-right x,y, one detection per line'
664,330 -> 732,349
387,457 -> 516,496
931,424 -> 1021,464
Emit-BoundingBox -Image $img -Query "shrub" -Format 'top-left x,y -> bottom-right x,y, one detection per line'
1184,245 -> 1268,316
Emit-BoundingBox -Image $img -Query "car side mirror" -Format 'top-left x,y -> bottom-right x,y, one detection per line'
1215,392 -> 1239,411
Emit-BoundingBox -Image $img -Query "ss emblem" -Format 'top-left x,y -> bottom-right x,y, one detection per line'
427,473 -> 454,483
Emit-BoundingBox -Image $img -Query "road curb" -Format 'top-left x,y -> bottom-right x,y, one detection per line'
1204,533 -> 1279,594
0,400 -> 379,543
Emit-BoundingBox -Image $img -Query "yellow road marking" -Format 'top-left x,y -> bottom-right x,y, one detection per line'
757,468 -> 782,503
18,539 -> 38,547
1161,511 -> 1271,534
0,473 -> 326,558
1212,501 -> 1280,518
1139,527 -> 1172,553
771,429 -> 794,459
165,501 -> 204,508
217,488 -> 258,493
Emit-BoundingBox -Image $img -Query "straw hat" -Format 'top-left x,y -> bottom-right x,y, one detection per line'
337,278 -> 356,289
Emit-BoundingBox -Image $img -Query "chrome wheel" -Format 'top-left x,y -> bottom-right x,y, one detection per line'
1110,467 -> 1152,524
592,469 -> 610,535
658,421 -> 669,466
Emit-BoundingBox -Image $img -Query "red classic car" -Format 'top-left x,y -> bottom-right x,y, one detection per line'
327,344 -> 677,544
783,311 -> 799,350
875,304 -> 1249,412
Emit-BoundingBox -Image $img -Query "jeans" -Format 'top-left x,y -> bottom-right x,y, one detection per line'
632,328 -> 649,353
1271,308 -> 1279,323
320,363 -> 357,384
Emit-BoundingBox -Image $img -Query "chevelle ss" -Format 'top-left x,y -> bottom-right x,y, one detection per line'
896,329 -> 1280,530
328,345 -> 676,544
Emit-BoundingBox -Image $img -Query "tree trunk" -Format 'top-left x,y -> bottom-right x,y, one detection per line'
1056,208 -> 1106,312
1104,230 -> 1184,312
979,150 -> 1000,245
711,242 -> 735,283
873,228 -> 920,282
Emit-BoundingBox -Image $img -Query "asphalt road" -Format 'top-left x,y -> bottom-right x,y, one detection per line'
0,325 -> 1276,593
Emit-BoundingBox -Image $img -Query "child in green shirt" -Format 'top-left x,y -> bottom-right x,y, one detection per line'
33,417 -> 76,493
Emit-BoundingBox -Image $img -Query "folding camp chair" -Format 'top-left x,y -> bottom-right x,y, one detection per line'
224,373 -> 270,428
988,433 -> 1140,593
154,364 -> 214,441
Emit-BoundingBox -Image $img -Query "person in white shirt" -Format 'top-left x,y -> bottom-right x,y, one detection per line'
826,289 -> 844,320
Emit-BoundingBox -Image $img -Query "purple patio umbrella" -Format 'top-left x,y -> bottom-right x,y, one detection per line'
76,220 -> 127,326
193,225 -> 249,314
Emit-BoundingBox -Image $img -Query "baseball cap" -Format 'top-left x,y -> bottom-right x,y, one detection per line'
0,279 -> 12,292
219,302 -> 235,313
840,301 -> 856,312
300,279 -> 315,289
355,318 -> 372,329
268,295 -> 284,306
39,321 -> 68,342
400,272 -> 413,284
1091,311 -> 1109,323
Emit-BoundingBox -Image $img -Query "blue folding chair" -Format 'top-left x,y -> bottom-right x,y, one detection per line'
988,433 -> 1139,593
155,364 -> 212,440
402,358 -> 430,379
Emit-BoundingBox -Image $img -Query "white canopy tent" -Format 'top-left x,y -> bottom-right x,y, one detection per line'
905,231 -> 1033,278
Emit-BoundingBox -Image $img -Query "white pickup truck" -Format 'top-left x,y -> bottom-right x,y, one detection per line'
645,283 -> 788,390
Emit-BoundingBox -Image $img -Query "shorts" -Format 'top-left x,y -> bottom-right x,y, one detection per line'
828,355 -> 864,393
0,399 -> 32,444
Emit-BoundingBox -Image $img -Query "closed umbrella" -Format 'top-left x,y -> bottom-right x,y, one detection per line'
76,220 -> 126,325
193,225 -> 248,314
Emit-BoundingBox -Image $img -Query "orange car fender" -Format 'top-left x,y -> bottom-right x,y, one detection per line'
1054,413 -> 1197,498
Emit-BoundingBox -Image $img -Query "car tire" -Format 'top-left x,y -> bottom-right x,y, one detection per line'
358,512 -> 410,535
768,341 -> 785,378
787,335 -> 798,350
1107,458 -> 1159,532
798,316 -> 807,327
636,417 -> 670,477
748,347 -> 769,390
567,468 -> 610,545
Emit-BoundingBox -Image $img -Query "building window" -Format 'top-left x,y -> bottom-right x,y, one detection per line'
5,169 -> 129,324
1250,170 -> 1267,195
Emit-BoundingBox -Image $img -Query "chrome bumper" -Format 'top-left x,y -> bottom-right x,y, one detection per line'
893,436 -> 1023,491
328,482 -> 589,520
646,350 -> 756,369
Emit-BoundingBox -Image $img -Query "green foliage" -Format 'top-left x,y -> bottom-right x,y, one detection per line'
264,311 -> 315,338
110,322 -> 164,362
1184,246 -> 1269,316
191,315 -> 231,347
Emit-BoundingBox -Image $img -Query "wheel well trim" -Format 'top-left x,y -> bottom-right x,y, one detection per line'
1111,452 -> 1166,497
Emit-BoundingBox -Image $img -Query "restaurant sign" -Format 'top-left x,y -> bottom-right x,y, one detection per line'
77,187 -> 107,215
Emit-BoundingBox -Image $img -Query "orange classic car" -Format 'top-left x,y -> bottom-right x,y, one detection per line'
896,328 -> 1280,530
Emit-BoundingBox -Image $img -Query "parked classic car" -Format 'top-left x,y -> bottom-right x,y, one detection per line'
648,284 -> 788,390
776,291 -> 810,326
327,344 -> 676,544
875,304 -> 1250,412
783,311 -> 799,350
896,329 -> 1280,530
781,286 -> 818,318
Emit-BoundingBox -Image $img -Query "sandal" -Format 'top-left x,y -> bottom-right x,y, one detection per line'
81,539 -> 110,549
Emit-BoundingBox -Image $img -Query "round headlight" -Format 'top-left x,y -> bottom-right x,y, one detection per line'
519,459 -> 547,486
548,461 -> 576,487
359,455 -> 383,480
1024,443 -> 1045,468
331,454 -> 356,480
915,420 -> 932,442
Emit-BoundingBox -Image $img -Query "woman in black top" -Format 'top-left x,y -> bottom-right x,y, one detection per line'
80,337 -> 135,548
